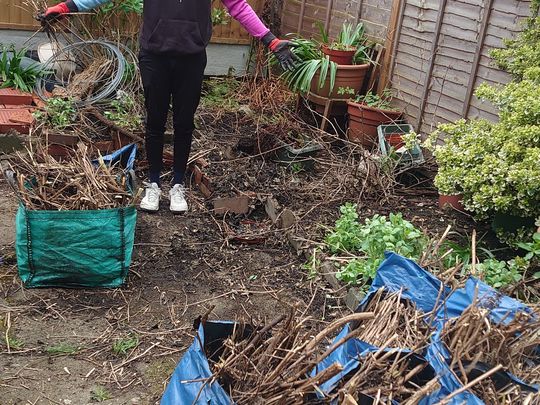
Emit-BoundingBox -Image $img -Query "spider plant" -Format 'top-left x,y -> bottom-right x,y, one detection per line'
317,22 -> 371,64
279,38 -> 338,94
0,47 -> 46,93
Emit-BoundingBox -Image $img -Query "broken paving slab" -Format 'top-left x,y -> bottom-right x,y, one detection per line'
213,195 -> 250,215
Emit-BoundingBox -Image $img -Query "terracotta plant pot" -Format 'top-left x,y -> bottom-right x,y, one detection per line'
311,64 -> 370,99
438,194 -> 464,211
321,45 -> 356,65
346,101 -> 402,148
387,133 -> 405,149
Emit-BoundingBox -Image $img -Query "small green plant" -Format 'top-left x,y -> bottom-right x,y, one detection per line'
0,46 -> 46,93
317,21 -> 371,63
112,334 -> 139,356
516,231 -> 540,278
401,130 -> 420,151
211,7 -> 230,26
325,203 -> 362,253
476,258 -> 525,289
326,207 -> 426,285
290,162 -> 304,173
100,0 -> 143,15
91,386 -> 112,402
104,92 -> 142,132
202,77 -> 240,107
354,89 -> 395,110
3,335 -> 24,350
35,97 -> 77,130
337,86 -> 355,96
46,342 -> 78,355
303,248 -> 321,280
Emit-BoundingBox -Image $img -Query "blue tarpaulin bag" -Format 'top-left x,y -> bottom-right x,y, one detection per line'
161,253 -> 539,404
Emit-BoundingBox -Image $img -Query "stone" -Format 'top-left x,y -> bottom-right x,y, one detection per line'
199,183 -> 212,198
344,288 -> 364,312
264,197 -> 280,223
279,209 -> 296,229
213,196 -> 250,215
321,261 -> 341,290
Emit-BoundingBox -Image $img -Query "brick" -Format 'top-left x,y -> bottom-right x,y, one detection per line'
0,109 -> 31,134
189,164 -> 203,185
0,88 -> 33,105
9,109 -> 34,125
46,132 -> 79,146
213,196 -> 250,215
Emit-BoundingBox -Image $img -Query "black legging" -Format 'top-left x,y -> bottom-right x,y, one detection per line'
139,49 -> 207,185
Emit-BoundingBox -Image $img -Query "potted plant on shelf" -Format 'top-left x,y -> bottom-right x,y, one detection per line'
280,22 -> 372,102
346,90 -> 402,147
318,22 -> 370,66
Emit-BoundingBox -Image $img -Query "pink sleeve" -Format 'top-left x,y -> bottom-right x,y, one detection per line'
221,0 -> 270,39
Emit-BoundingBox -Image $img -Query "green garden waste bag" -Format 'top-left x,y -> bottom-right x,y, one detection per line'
15,204 -> 137,288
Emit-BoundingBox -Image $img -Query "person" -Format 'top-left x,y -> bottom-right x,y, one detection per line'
42,0 -> 296,213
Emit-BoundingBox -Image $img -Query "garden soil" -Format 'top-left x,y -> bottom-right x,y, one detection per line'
0,105 -> 478,404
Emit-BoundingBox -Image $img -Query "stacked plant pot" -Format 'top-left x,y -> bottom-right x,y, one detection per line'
347,103 -> 402,148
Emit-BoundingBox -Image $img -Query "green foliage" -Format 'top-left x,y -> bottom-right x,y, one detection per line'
280,21 -> 372,94
211,7 -> 230,26
353,89 -> 396,111
491,16 -> 540,79
202,77 -> 240,108
112,334 -> 139,356
36,98 -> 77,130
326,207 -> 426,285
100,0 -> 143,15
428,3 -> 540,222
46,343 -> 79,355
3,335 -> 24,350
91,386 -> 112,402
0,47 -> 45,93
476,258 -> 525,289
104,93 -> 142,132
325,203 -> 362,253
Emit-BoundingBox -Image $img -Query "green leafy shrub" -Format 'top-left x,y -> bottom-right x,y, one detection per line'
476,258 -> 525,289
104,92 -> 142,132
34,98 -> 77,130
427,5 -> 540,222
326,206 -> 426,285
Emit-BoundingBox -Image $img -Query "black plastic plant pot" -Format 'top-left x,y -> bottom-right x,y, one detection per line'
274,140 -> 323,171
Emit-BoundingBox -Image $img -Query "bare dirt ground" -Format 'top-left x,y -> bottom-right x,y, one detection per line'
0,83 -> 477,404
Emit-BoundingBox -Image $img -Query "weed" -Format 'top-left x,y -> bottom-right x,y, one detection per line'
112,334 -> 139,356
290,162 -> 304,174
46,342 -> 78,355
104,92 -> 142,132
201,77 -> 239,108
326,206 -> 426,285
3,335 -> 24,350
211,7 -> 230,26
303,248 -> 321,280
34,97 -> 76,130
476,258 -> 525,289
91,386 -> 112,402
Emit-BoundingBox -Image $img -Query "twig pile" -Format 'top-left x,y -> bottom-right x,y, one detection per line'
207,311 -> 374,404
441,303 -> 540,403
336,351 -> 439,405
8,143 -> 138,210
354,289 -> 432,351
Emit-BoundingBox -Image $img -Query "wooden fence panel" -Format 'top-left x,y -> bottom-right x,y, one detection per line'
0,0 -> 263,45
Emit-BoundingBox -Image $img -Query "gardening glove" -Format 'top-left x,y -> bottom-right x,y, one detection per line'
262,32 -> 298,71
38,1 -> 78,24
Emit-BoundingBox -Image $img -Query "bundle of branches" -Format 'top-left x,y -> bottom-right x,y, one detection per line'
335,351 -> 439,404
354,289 -> 433,351
8,143 -> 137,210
441,303 -> 540,403
206,311 -> 375,404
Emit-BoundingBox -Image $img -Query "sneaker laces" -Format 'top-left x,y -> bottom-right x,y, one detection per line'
170,184 -> 186,202
144,183 -> 161,203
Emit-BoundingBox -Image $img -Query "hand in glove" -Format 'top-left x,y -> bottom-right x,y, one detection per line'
262,32 -> 299,71
38,1 -> 78,24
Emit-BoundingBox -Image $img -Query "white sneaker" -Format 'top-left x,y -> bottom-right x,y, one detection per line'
140,182 -> 161,212
169,184 -> 188,213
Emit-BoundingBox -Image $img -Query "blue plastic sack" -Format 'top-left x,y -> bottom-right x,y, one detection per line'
161,253 -> 538,404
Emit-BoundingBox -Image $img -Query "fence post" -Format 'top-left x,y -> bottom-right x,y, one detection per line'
416,0 -> 448,132
462,0 -> 494,118
378,0 -> 406,94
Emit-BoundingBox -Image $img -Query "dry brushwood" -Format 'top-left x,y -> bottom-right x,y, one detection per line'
335,351 -> 440,404
353,288 -> 432,351
441,302 -> 540,404
8,142 -> 138,211
204,311 -> 375,405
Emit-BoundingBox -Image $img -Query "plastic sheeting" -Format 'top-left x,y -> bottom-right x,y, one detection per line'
161,253 -> 538,405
